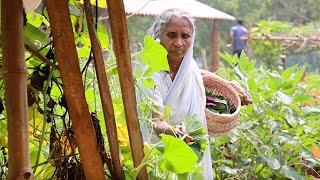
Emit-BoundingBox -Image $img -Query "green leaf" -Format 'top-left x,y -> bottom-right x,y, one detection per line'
265,157 -> 281,170
78,46 -> 91,58
24,22 -> 48,43
142,36 -> 169,72
69,4 -> 82,16
276,92 -> 292,105
183,115 -> 207,161
239,53 -> 249,71
26,13 -> 49,27
216,166 -> 238,174
247,60 -> 256,72
282,165 -> 303,180
141,78 -> 154,88
292,67 -> 306,85
282,65 -> 297,81
294,94 -> 314,104
254,145 -> 280,170
218,51 -> 237,66
162,135 -> 198,174
268,72 -> 282,90
214,135 -> 231,146
97,20 -> 109,49
164,106 -> 172,116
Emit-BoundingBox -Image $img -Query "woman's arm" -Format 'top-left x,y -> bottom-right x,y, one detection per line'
152,107 -> 193,142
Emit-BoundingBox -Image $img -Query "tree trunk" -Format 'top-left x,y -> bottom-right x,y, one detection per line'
1,1 -> 33,179
45,0 -> 105,179
106,0 -> 148,179
83,0 -> 124,179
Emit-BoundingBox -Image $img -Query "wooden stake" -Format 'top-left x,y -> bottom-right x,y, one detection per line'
106,0 -> 148,179
1,1 -> 33,179
83,0 -> 124,179
46,0 -> 105,179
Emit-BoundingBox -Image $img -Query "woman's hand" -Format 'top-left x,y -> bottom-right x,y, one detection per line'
229,81 -> 253,106
153,113 -> 193,143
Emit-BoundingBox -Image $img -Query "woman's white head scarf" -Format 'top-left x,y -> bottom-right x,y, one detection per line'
164,32 -> 206,125
140,9 -> 213,178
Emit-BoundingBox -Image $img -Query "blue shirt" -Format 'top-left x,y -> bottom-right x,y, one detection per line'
230,24 -> 248,51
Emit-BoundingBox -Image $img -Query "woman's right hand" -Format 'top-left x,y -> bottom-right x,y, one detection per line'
154,118 -> 193,142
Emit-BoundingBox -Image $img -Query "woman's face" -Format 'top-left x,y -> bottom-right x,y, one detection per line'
160,16 -> 192,62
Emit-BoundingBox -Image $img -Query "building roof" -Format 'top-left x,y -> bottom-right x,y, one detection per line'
123,0 -> 235,20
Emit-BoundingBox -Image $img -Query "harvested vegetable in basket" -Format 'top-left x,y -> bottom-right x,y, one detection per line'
205,90 -> 236,114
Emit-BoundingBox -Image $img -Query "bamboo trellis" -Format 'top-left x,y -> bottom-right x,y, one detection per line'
244,34 -> 320,52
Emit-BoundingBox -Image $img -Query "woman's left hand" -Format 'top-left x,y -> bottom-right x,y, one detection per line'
229,81 -> 253,106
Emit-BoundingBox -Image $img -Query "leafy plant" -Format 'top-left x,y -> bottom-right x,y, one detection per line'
214,52 -> 320,179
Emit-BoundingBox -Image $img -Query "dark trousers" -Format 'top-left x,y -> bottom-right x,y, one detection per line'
233,49 -> 245,58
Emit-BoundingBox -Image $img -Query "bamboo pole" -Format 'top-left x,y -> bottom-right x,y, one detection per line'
45,0 -> 105,179
1,1 -> 33,179
105,0 -> 148,179
83,0 -> 124,179
211,20 -> 220,72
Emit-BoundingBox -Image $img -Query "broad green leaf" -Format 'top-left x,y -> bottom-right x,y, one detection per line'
214,135 -> 231,147
268,72 -> 282,90
141,78 -> 154,88
276,91 -> 292,105
246,60 -> 256,72
302,107 -> 320,116
24,22 -> 48,43
282,165 -> 303,180
85,89 -> 95,104
97,20 -> 109,49
69,4 -> 82,16
216,166 -> 238,174
30,147 -> 45,167
239,53 -> 249,71
282,65 -> 297,80
134,64 -> 152,79
162,135 -> 198,174
27,13 -> 49,27
184,115 -> 204,134
78,46 -> 91,58
254,145 -> 281,170
164,106 -> 172,116
218,51 -> 236,66
142,36 -> 169,72
41,164 -> 56,179
0,121 -> 7,137
294,94 -> 314,104
247,78 -> 257,91
292,67 -> 306,85
282,142 -> 296,149
183,115 -> 207,161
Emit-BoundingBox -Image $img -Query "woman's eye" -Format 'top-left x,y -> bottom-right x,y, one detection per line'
167,33 -> 176,38
182,34 -> 191,39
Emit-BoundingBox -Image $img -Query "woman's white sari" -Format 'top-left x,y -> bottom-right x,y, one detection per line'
139,33 -> 213,179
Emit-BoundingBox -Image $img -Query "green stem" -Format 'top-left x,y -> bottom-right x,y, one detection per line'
132,141 -> 162,179
33,67 -> 54,174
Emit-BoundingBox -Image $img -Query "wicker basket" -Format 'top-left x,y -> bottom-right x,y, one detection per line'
202,75 -> 241,138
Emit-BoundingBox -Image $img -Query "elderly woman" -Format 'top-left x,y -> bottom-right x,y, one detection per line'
139,8 -> 252,179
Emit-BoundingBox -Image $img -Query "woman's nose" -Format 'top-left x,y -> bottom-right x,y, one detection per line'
174,38 -> 183,47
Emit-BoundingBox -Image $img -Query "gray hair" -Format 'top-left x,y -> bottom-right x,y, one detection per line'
147,8 -> 195,39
